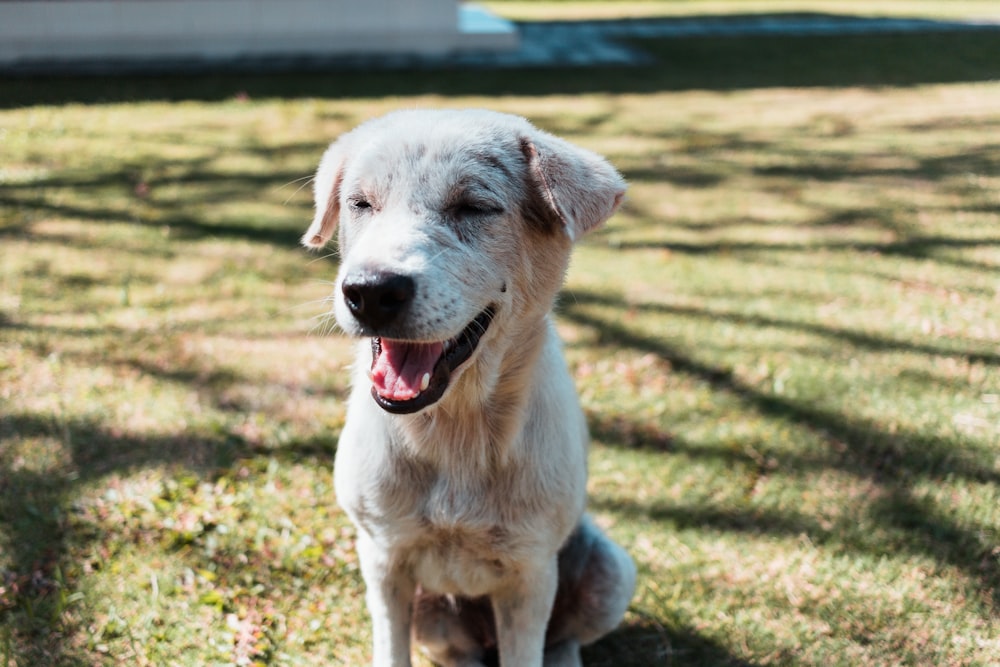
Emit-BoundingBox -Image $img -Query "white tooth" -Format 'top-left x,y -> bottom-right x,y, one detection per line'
420,372 -> 431,392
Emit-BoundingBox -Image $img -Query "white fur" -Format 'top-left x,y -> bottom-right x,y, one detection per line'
304,109 -> 635,667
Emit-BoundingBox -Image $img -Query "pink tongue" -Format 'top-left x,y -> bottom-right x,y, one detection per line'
371,339 -> 444,401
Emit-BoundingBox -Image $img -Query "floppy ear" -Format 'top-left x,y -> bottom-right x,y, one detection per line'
301,140 -> 348,249
521,130 -> 626,241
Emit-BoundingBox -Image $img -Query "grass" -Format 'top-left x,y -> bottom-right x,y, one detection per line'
2,1 -> 999,665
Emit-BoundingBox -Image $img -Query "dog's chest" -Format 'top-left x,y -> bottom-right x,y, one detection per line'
409,525 -> 512,596
377,473 -> 530,596
413,478 -> 525,594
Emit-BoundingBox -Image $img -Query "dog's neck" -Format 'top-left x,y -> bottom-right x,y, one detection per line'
390,314 -> 552,473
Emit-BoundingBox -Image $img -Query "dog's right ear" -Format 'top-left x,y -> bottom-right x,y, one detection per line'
520,129 -> 626,242
301,141 -> 347,249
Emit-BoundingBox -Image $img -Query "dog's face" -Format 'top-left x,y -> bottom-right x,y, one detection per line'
303,110 -> 625,415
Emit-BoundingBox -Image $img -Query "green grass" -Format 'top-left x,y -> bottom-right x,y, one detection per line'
2,3 -> 1000,665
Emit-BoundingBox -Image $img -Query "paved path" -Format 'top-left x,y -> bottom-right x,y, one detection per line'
254,12 -> 1000,72
451,13 -> 1000,69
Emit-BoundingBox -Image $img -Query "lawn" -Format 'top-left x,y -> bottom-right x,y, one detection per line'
2,2 -> 999,665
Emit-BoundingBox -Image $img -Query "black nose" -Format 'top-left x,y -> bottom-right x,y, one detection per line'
341,271 -> 416,330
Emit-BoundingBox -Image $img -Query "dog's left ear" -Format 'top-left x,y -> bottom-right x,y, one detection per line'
301,140 -> 348,249
521,131 -> 626,241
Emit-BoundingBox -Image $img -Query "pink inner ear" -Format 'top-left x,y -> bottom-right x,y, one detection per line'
522,137 -> 571,232
613,190 -> 626,211
521,132 -> 627,242
301,204 -> 337,248
302,163 -> 344,249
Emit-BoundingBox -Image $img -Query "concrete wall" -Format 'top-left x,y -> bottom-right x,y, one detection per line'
0,0 -> 518,67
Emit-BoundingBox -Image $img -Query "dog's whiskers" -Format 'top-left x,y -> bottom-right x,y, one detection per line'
308,312 -> 343,338
307,251 -> 341,265
471,310 -> 494,338
277,174 -> 316,205
277,174 -> 315,189
281,295 -> 335,316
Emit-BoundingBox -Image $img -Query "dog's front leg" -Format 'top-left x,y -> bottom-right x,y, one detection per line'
492,557 -> 558,667
357,531 -> 415,666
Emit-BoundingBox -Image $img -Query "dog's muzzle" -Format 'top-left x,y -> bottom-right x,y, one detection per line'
338,270 -> 495,413
369,306 -> 496,414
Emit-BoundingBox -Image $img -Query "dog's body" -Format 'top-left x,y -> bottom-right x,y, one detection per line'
303,109 -> 635,667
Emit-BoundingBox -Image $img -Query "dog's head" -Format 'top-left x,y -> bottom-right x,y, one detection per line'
303,109 -> 625,415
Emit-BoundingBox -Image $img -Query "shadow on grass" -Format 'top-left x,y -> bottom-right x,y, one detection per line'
0,412 -> 233,665
564,291 -> 997,490
611,215 -> 1000,275
567,293 -> 1000,614
3,16 -> 1000,108
610,138 -> 1000,275
584,611 -> 759,667
568,291 -> 1000,370
0,409 -> 338,664
8,121 -> 1000,276
0,468 -> 90,667
0,147 -> 323,249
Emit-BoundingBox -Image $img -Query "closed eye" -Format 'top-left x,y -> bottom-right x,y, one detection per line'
348,197 -> 373,212
450,201 -> 504,218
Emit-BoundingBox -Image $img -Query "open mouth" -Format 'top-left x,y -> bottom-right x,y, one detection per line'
369,306 -> 495,414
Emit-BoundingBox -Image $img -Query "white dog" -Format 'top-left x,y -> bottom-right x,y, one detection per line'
302,109 -> 636,667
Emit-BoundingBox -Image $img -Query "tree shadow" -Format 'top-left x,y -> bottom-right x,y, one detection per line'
0,398 -> 348,663
0,467 -> 92,667
610,233 -> 1000,275
565,291 -> 998,486
0,410 -> 244,664
567,294 -> 1000,614
0,145 -> 323,249
567,291 -> 1000,368
583,611 -> 759,667
607,134 -> 1000,274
